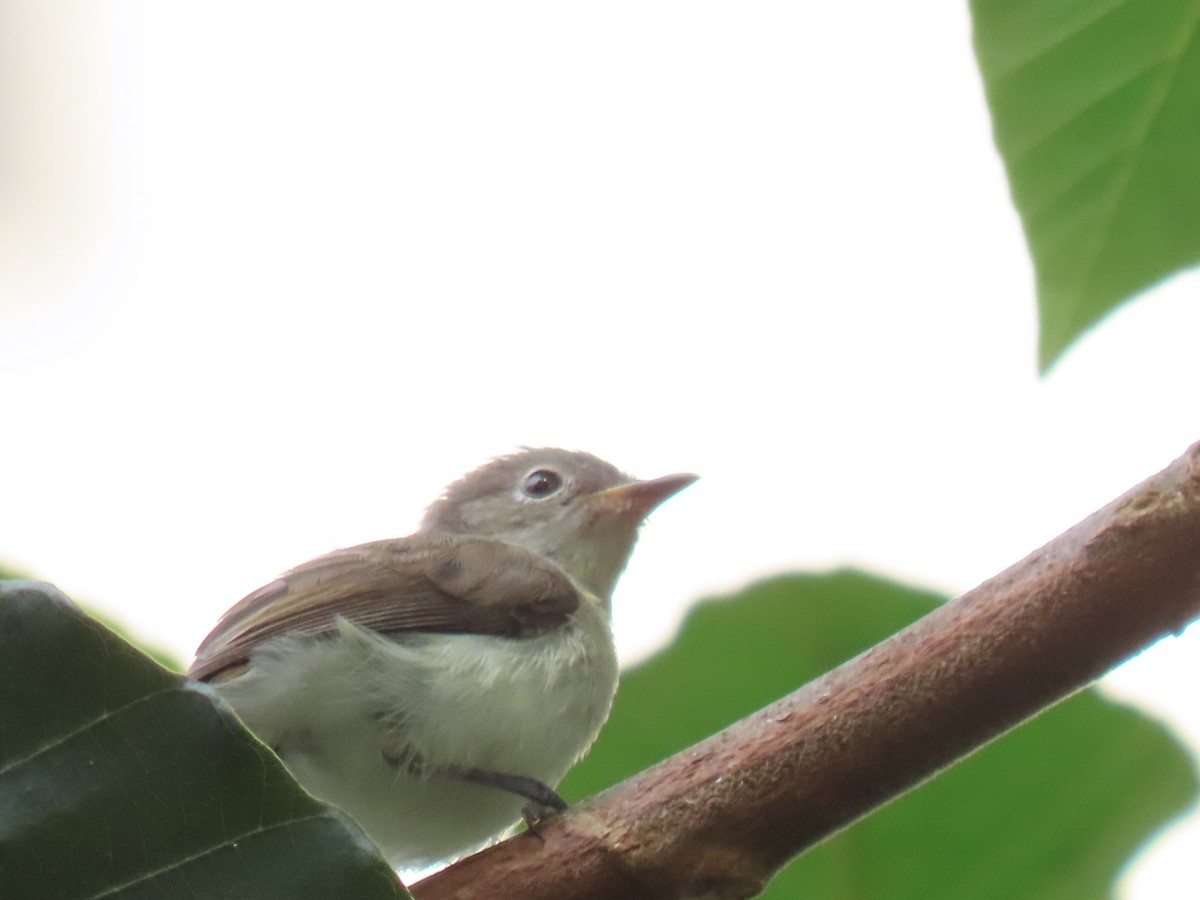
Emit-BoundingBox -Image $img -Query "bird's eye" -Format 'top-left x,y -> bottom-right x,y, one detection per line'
522,468 -> 564,498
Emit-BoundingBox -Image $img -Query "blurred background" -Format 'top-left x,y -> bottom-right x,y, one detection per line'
2,3 -> 1197,895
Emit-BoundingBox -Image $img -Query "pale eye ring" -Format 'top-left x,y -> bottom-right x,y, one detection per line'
522,468 -> 564,499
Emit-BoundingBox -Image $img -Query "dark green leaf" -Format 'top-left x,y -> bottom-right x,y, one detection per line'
0,581 -> 407,900
970,0 -> 1200,370
563,571 -> 1198,899
0,561 -> 182,672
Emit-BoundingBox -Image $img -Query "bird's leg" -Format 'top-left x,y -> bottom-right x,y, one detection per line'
381,749 -> 568,831
444,765 -> 567,831
446,765 -> 567,810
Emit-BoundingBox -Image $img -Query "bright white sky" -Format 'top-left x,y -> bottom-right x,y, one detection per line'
2,3 -> 1198,895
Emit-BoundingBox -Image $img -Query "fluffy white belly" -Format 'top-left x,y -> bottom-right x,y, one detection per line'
213,610 -> 618,868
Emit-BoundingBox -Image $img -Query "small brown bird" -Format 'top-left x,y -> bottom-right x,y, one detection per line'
190,448 -> 695,868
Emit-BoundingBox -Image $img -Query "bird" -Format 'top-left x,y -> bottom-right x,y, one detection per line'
189,448 -> 696,869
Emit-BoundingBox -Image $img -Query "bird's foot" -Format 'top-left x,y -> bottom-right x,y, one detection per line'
447,765 -> 568,828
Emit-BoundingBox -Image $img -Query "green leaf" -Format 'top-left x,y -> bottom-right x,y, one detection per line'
563,571 -> 1199,899
970,0 -> 1200,370
0,561 -> 182,672
0,581 -> 408,900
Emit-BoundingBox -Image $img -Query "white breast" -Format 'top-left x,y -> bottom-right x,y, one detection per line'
211,600 -> 619,868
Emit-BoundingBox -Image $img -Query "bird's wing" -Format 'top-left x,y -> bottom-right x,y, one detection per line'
188,534 -> 581,682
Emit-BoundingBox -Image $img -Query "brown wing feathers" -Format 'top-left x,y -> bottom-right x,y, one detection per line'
189,535 -> 581,682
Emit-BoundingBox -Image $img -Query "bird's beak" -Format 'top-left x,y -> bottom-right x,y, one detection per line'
586,472 -> 698,522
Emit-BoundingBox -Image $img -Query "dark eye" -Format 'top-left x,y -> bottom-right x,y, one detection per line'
523,468 -> 564,498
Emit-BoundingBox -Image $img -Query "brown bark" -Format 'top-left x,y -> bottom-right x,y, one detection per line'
411,441 -> 1200,900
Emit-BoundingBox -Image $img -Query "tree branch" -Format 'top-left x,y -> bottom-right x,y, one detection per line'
412,441 -> 1200,900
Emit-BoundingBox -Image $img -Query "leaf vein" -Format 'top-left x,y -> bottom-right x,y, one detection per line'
0,687 -> 179,777
80,813 -> 340,900
1076,0 -> 1200,311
